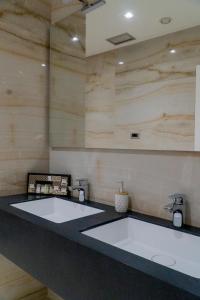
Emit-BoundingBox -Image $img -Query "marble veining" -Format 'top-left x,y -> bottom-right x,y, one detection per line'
85,26 -> 200,151
0,1 -> 50,299
50,12 -> 86,148
50,148 -> 200,228
49,9 -> 200,151
0,0 -> 49,196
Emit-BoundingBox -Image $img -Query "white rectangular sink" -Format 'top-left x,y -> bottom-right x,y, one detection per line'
11,197 -> 104,223
83,217 -> 200,278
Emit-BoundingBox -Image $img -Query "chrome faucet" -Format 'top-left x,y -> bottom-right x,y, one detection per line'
70,178 -> 89,202
164,193 -> 186,227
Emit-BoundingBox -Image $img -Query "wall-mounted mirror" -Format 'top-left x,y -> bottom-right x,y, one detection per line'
50,0 -> 200,151
50,9 -> 86,148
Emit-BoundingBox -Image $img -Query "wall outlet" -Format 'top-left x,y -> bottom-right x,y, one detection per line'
130,133 -> 140,139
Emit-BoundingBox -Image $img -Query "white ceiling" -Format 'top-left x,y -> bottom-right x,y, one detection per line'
86,0 -> 200,56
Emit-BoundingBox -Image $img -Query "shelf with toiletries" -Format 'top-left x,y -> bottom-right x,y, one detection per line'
27,173 -> 71,197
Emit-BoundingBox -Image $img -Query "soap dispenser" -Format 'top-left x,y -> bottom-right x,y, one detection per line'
79,188 -> 85,203
115,181 -> 129,213
173,210 -> 183,228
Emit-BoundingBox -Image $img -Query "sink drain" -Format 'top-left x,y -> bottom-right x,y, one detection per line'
151,254 -> 176,267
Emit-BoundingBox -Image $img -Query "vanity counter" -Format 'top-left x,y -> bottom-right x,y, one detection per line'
0,194 -> 199,300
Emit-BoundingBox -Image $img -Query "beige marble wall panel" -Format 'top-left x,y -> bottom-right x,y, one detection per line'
50,0 -> 98,24
0,159 -> 49,195
115,77 -> 195,150
0,0 -> 49,298
51,14 -> 85,59
0,53 -> 48,160
116,57 -> 198,87
85,26 -> 200,151
116,26 -> 200,74
85,52 -> 116,148
51,0 -> 82,24
51,50 -> 86,73
0,1 -> 49,62
47,290 -> 64,300
50,57 -> 86,147
50,62 -> 86,114
50,0 -> 97,24
50,149 -> 200,228
12,0 -> 51,20
0,0 -> 50,205
50,111 -> 85,147
50,13 -> 86,148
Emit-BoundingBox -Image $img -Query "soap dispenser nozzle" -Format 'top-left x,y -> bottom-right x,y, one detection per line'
117,181 -> 124,194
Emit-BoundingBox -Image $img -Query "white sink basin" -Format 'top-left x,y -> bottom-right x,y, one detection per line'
11,197 -> 104,223
83,217 -> 200,278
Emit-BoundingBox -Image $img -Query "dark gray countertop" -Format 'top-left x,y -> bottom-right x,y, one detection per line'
0,194 -> 199,300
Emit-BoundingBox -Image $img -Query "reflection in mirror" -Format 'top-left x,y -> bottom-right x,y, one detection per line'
50,12 -> 86,147
85,27 -> 200,151
50,0 -> 200,151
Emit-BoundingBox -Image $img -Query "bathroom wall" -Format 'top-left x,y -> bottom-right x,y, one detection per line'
51,0 -> 82,24
0,0 -> 49,196
50,149 -> 200,227
50,24 -> 200,151
50,12 -> 86,147
50,26 -> 200,228
0,1 -> 51,299
85,26 -> 200,150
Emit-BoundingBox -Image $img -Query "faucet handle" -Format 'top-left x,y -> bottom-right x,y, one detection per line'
168,193 -> 185,205
75,178 -> 89,200
76,178 -> 88,186
164,202 -> 174,213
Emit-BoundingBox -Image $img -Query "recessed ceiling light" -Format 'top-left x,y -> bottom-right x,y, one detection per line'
41,63 -> 46,67
170,49 -> 176,54
124,12 -> 134,19
71,36 -> 79,42
160,17 -> 172,25
118,61 -> 124,65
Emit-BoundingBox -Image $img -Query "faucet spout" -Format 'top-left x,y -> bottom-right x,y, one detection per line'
69,178 -> 89,202
164,203 -> 174,213
164,193 -> 186,228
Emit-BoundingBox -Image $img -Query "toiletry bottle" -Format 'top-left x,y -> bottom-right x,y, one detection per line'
173,210 -> 183,228
36,184 -> 41,194
79,189 -> 85,202
115,181 -> 129,213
